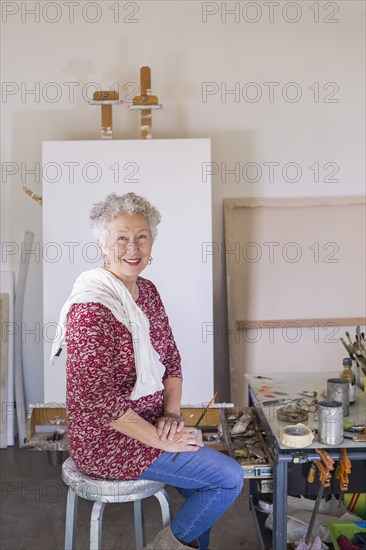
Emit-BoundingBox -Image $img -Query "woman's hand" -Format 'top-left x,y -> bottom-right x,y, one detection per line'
156,414 -> 184,441
160,426 -> 204,453
110,407 -> 203,453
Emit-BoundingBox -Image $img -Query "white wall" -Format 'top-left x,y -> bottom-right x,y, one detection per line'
1,0 -> 365,406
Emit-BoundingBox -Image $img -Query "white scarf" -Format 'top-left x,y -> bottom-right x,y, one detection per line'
51,268 -> 165,400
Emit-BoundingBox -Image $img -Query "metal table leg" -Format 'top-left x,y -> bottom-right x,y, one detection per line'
273,453 -> 288,550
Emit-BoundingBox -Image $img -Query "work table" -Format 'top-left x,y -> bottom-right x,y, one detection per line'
245,371 -> 366,550
246,371 -> 366,450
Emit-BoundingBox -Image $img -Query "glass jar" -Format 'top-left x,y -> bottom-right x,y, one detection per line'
340,357 -> 356,405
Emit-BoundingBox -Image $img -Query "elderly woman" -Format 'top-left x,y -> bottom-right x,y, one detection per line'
54,192 -> 243,550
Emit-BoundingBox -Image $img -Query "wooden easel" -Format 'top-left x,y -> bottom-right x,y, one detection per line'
89,90 -> 123,139
130,66 -> 162,139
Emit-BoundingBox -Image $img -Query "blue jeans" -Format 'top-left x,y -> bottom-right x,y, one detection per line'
138,446 -> 244,549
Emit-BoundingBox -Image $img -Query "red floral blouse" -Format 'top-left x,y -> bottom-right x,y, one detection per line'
66,276 -> 182,480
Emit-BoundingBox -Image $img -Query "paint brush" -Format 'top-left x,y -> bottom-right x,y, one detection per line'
171,391 -> 218,461
345,331 -> 354,350
194,391 -> 218,428
340,337 -> 353,357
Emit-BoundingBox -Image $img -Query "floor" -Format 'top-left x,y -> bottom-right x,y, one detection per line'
1,446 -> 262,550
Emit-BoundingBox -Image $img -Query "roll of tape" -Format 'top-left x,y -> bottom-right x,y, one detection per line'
280,423 -> 314,448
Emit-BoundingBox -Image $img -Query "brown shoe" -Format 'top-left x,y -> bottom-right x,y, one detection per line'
143,526 -> 200,549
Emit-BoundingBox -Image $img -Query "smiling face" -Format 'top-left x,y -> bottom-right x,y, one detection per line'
100,213 -> 153,288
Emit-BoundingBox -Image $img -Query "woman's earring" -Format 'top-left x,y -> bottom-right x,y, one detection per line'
148,257 -> 153,265
103,256 -> 111,269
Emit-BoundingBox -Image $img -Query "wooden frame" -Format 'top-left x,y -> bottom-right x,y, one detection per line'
236,318 -> 365,330
224,197 -> 366,404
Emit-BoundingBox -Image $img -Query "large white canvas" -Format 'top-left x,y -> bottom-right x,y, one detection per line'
43,139 -> 213,404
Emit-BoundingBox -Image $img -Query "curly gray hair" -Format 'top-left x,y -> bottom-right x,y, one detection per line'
90,192 -> 161,244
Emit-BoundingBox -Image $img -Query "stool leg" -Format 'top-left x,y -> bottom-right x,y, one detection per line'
134,500 -> 145,550
154,489 -> 171,528
90,501 -> 106,550
65,488 -> 78,550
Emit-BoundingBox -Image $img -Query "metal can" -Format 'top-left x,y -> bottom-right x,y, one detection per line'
318,400 -> 343,445
327,377 -> 349,416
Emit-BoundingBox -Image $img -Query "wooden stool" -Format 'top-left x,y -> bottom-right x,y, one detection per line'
62,457 -> 171,550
